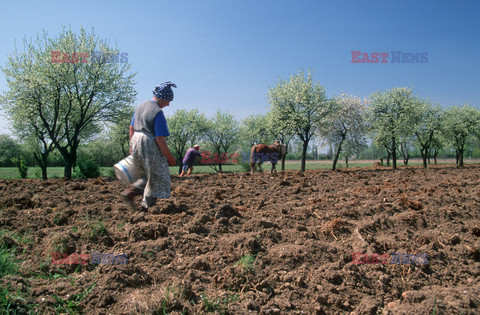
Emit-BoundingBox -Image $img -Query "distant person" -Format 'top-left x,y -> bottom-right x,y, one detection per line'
180,145 -> 202,177
121,82 -> 177,211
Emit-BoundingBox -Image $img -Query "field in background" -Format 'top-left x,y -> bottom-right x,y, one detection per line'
0,158 -> 478,179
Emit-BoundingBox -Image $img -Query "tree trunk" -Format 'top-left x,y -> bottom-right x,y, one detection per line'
421,148 -> 428,168
345,156 -> 349,168
56,142 -> 78,179
121,142 -> 128,157
391,137 -> 397,169
301,141 -> 309,172
33,152 -> 49,180
332,136 -> 345,171
41,152 -> 48,180
214,150 -> 223,172
178,154 -> 184,175
280,143 -> 289,171
459,146 -> 464,167
403,153 -> 409,166
384,145 -> 391,167
401,143 -> 409,165
64,158 -> 73,179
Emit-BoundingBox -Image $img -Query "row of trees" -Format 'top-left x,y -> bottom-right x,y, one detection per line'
1,28 -> 479,178
1,115 -> 479,170
163,75 -> 480,172
1,95 -> 479,175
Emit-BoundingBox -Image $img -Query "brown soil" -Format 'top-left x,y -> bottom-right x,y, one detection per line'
1,164 -> 479,314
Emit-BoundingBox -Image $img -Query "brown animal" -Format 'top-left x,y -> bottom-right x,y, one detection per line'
250,141 -> 287,173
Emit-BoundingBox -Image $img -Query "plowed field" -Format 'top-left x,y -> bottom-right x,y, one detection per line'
1,164 -> 479,314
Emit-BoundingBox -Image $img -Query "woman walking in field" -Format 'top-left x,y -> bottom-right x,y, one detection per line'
121,82 -> 177,211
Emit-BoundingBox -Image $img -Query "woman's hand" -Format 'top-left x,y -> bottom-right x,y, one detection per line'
167,155 -> 176,166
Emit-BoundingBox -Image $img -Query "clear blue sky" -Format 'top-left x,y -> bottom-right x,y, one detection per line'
1,0 -> 479,137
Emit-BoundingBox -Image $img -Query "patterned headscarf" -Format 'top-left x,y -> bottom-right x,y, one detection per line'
153,81 -> 177,101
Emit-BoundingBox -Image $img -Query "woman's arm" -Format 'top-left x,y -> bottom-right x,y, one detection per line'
155,136 -> 176,166
129,125 -> 135,140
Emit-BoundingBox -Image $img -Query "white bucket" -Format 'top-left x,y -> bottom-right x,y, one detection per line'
114,155 -> 144,186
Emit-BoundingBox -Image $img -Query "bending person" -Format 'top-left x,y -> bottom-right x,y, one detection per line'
180,145 -> 201,177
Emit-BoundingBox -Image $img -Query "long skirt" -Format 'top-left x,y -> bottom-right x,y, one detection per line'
130,132 -> 171,206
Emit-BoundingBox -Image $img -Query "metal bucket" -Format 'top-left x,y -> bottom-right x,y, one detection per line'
113,155 -> 144,186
